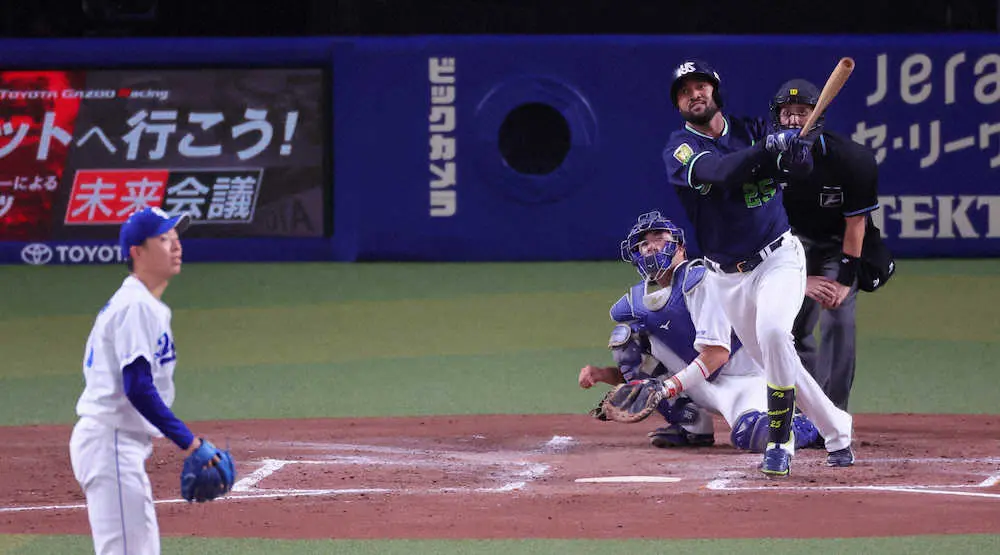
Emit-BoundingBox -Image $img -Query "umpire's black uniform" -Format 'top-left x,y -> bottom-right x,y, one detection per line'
781,131 -> 879,411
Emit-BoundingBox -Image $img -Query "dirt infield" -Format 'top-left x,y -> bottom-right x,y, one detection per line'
2,413 -> 999,539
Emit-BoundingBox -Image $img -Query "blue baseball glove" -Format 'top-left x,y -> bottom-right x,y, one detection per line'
181,439 -> 236,503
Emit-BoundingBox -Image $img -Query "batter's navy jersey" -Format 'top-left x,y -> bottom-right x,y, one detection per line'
780,131 -> 880,241
663,117 -> 790,266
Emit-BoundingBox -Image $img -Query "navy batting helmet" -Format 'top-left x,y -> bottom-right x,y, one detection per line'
770,78 -> 823,131
670,59 -> 723,109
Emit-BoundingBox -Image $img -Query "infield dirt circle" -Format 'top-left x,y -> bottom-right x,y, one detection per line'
2,414 -> 999,539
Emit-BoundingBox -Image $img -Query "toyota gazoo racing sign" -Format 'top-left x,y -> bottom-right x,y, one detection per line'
20,243 -> 124,265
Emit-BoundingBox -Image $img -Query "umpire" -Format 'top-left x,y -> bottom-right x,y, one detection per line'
768,78 -> 880,411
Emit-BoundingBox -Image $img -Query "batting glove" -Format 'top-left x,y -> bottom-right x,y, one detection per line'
764,129 -> 799,154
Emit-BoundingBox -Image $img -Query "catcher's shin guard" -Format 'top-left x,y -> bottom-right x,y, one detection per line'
732,410 -> 819,452
730,410 -> 769,452
766,384 -> 795,447
792,412 -> 821,449
656,396 -> 700,425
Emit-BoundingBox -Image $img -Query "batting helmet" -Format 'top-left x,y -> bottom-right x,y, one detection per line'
770,78 -> 823,131
620,211 -> 685,282
670,59 -> 723,109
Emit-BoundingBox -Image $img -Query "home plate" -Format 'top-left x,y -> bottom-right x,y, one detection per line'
575,476 -> 681,484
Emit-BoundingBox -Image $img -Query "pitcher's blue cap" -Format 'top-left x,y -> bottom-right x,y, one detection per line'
119,207 -> 190,260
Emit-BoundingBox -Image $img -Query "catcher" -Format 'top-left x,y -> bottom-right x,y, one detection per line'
579,210 -> 823,452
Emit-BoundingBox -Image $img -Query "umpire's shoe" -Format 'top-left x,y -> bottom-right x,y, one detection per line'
648,425 -> 715,448
826,446 -> 856,467
760,444 -> 792,477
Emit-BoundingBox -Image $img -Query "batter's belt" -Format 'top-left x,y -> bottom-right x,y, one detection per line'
704,232 -> 788,274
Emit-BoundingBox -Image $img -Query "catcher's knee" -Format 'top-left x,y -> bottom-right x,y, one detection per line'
730,410 -> 769,453
792,413 -> 820,449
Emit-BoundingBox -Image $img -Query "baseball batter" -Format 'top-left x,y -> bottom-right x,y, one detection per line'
69,207 -> 230,554
661,59 -> 854,475
580,211 -> 821,453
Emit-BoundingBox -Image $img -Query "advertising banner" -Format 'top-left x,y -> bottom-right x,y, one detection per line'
0,66 -> 330,263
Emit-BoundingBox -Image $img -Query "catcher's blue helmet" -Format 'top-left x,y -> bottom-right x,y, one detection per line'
621,211 -> 685,282
670,59 -> 723,109
770,78 -> 823,132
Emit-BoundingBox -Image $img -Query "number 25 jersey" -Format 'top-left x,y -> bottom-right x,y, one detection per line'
662,116 -> 790,267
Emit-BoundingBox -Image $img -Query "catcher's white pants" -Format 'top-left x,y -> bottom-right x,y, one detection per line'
698,233 -> 852,451
649,339 -> 768,429
70,417 -> 159,555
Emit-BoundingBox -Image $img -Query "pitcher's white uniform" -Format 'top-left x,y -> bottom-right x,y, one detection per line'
69,276 -> 177,555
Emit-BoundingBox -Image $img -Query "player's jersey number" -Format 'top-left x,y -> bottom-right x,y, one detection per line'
742,179 -> 777,208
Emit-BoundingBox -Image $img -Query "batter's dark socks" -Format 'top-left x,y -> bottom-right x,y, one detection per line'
766,384 -> 796,446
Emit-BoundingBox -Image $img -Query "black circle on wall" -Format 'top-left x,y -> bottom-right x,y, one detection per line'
497,102 -> 571,175
473,76 -> 598,205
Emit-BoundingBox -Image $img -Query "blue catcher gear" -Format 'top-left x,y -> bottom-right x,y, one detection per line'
731,410 -> 770,453
769,78 -> 823,133
670,59 -> 723,109
731,410 -> 822,452
620,211 -> 685,283
609,323 -> 649,382
656,395 -> 700,425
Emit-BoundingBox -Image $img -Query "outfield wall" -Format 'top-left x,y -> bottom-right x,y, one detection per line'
1,35 -> 997,264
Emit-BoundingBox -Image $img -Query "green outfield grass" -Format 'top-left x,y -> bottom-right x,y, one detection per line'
1,259 -> 999,553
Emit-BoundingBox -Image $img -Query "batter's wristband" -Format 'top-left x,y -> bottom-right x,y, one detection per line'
836,254 -> 859,286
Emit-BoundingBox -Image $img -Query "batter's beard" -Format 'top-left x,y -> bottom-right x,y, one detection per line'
683,104 -> 719,126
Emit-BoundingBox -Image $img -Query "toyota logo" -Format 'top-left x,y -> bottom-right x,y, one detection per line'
21,243 -> 53,265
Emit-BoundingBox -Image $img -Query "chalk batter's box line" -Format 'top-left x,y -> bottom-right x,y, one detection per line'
707,466 -> 1000,500
230,457 -> 548,496
230,435 -> 572,496
0,437 -> 566,514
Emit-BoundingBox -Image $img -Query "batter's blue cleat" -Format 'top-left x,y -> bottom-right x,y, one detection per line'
648,425 -> 715,448
760,445 -> 792,477
826,446 -> 855,467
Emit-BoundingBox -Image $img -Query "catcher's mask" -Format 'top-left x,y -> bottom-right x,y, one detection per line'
770,78 -> 823,134
620,211 -> 684,282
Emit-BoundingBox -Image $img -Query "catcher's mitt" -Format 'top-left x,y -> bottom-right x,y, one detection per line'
601,379 -> 665,423
588,390 -> 613,421
181,439 -> 236,503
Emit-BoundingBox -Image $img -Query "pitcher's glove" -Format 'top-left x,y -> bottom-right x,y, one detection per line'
181,439 -> 236,503
601,379 -> 665,423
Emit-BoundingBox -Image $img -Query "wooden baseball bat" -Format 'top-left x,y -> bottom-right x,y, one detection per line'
799,57 -> 855,137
